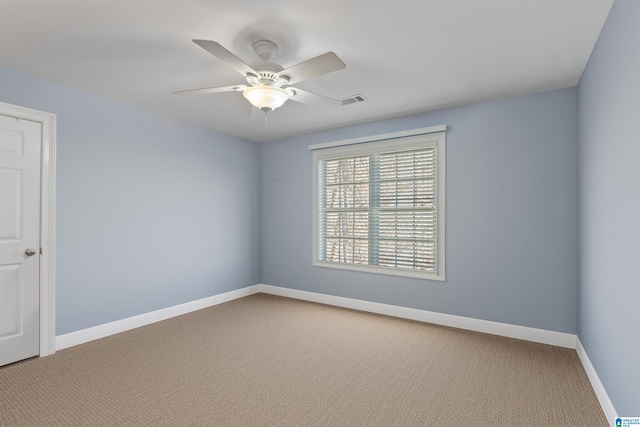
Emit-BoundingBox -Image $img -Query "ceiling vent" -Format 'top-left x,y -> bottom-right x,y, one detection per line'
340,94 -> 367,106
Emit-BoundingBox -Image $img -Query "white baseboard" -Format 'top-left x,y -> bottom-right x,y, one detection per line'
55,285 -> 261,350
258,284 -> 577,348
54,282 -> 614,426
259,284 -> 621,423
56,283 -> 576,351
576,338 -> 618,425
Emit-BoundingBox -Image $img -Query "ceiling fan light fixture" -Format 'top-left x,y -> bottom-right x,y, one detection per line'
243,85 -> 290,112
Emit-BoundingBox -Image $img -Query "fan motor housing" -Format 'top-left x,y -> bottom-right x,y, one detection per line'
247,61 -> 288,87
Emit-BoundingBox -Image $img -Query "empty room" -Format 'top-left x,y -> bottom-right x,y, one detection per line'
0,0 -> 638,426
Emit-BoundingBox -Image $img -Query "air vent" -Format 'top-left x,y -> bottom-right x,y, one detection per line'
340,94 -> 367,106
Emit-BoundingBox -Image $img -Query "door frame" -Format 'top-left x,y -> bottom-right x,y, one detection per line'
1,101 -> 56,357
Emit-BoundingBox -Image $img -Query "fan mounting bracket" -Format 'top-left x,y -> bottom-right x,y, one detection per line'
252,40 -> 279,62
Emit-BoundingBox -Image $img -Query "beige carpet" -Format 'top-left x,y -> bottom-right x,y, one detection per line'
0,293 -> 607,426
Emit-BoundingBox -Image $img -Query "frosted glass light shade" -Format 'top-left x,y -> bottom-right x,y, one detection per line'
243,86 -> 290,112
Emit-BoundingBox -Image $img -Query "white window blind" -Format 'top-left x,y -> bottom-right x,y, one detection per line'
312,129 -> 445,280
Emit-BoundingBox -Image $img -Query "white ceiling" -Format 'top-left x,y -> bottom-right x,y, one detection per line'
0,0 -> 613,143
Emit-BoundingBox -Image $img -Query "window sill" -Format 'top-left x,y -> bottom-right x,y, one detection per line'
313,260 -> 445,281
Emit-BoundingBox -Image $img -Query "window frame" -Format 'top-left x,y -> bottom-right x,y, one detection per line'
311,127 -> 446,281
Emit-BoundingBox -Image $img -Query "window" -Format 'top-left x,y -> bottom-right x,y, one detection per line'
311,127 -> 445,280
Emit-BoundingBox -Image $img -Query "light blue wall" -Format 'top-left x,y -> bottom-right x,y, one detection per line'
260,88 -> 579,333
0,67 -> 260,335
577,0 -> 640,415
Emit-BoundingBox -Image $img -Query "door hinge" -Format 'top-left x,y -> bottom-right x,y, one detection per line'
40,247 -> 43,255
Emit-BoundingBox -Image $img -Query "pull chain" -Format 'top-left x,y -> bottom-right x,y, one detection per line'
264,111 -> 269,133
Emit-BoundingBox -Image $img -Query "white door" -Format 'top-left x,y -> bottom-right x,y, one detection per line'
0,114 -> 42,366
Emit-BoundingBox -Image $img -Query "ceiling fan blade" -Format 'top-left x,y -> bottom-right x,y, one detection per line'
192,39 -> 258,77
173,85 -> 247,96
288,87 -> 342,108
278,52 -> 346,85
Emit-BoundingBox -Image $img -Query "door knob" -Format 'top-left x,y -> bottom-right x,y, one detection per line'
25,248 -> 37,256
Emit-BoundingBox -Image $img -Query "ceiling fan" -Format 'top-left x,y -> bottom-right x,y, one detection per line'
174,39 -> 346,114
